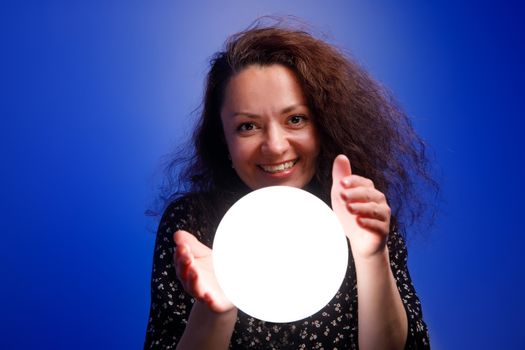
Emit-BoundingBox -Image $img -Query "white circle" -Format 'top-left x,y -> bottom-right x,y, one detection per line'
213,186 -> 348,323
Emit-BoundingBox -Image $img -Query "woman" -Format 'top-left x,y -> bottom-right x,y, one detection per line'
145,23 -> 435,349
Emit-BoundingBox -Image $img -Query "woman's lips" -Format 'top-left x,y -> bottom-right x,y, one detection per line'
258,159 -> 298,174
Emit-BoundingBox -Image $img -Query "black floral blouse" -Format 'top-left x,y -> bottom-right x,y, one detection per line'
144,193 -> 430,349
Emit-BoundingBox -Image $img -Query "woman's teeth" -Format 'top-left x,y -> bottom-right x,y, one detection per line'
260,161 -> 296,173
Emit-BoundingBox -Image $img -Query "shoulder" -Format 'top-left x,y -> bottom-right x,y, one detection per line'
157,192 -> 221,248
160,193 -> 201,229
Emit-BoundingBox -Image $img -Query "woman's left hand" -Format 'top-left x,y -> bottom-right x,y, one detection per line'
331,154 -> 391,259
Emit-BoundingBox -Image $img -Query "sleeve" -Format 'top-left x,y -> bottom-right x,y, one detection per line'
387,230 -> 431,349
143,197 -> 206,349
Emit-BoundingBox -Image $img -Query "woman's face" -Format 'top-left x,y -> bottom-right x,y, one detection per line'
220,64 -> 320,190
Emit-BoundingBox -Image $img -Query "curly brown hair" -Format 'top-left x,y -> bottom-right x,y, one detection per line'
161,21 -> 438,233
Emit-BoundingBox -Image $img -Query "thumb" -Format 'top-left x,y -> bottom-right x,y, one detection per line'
331,154 -> 352,184
331,155 -> 358,239
174,230 -> 210,257
173,229 -> 194,246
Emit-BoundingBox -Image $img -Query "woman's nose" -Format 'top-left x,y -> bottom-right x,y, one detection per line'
261,126 -> 289,155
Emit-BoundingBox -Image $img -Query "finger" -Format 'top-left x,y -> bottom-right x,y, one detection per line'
174,244 -> 193,281
175,243 -> 192,267
187,266 -> 207,301
331,155 -> 353,212
175,262 -> 198,298
174,230 -> 211,257
204,292 -> 223,314
332,154 -> 353,185
203,292 -> 215,310
173,260 -> 191,293
340,174 -> 375,189
174,258 -> 189,283
174,230 -> 194,245
347,202 -> 390,221
341,187 -> 386,204
357,217 -> 390,235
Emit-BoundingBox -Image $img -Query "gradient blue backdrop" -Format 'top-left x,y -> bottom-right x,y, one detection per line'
2,1 -> 524,349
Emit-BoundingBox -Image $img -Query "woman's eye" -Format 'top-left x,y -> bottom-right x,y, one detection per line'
288,115 -> 307,126
237,122 -> 256,132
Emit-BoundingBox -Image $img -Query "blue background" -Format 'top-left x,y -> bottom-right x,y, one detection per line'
2,1 -> 524,348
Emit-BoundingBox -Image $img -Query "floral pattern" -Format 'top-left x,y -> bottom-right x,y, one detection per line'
144,194 -> 430,349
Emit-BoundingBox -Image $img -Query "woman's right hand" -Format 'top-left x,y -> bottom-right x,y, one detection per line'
173,230 -> 235,314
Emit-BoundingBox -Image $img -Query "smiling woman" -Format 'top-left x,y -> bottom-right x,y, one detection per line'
220,64 -> 320,190
145,20 -> 437,350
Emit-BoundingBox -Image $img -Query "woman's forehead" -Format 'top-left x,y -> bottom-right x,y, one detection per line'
221,64 -> 306,117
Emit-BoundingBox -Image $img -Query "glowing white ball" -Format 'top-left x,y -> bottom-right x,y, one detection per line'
213,186 -> 348,323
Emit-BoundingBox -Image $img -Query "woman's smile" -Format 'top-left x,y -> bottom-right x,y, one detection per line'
258,159 -> 298,174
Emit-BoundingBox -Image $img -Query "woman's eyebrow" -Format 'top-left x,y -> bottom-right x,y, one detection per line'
232,104 -> 308,118
231,112 -> 259,119
280,104 -> 308,114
